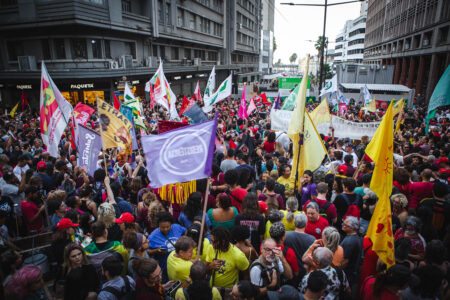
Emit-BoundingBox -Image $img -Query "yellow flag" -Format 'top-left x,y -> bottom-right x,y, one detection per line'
9,102 -> 19,118
362,99 -> 377,112
97,98 -> 132,153
392,98 -> 404,116
310,98 -> 331,127
289,55 -> 309,186
296,112 -> 328,177
393,99 -> 405,133
365,101 -> 395,268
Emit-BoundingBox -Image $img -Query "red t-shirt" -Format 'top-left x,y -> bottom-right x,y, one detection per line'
279,244 -> 299,274
305,216 -> 329,239
361,276 -> 400,300
303,198 -> 337,222
262,141 -> 276,153
230,187 -> 248,212
409,181 -> 434,209
359,237 -> 378,291
20,200 -> 44,232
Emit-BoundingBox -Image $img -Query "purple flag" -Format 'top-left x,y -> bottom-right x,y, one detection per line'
273,91 -> 281,109
142,119 -> 217,188
76,125 -> 102,176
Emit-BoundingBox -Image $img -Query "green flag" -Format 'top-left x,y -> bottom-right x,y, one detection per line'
426,65 -> 450,131
281,84 -> 300,111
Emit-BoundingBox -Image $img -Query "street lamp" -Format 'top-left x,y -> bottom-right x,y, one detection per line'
281,0 -> 364,95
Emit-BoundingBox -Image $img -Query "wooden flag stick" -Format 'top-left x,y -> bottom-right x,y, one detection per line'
197,179 -> 210,259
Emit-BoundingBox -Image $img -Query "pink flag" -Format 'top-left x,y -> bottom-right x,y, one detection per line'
338,103 -> 348,116
73,103 -> 95,126
247,97 -> 257,116
238,84 -> 248,119
193,81 -> 202,102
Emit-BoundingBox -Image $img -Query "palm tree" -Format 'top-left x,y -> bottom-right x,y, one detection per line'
289,53 -> 298,64
315,36 -> 328,88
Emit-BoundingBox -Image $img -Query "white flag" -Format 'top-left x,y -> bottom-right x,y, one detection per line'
247,98 -> 257,116
202,74 -> 232,113
148,61 -> 179,120
204,66 -> 216,101
362,84 -> 372,105
124,82 -> 135,102
320,74 -> 337,97
40,62 -> 73,158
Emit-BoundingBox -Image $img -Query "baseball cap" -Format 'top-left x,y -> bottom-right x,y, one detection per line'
258,201 -> 268,213
56,218 -> 79,230
115,212 -> 135,224
337,164 -> 348,175
37,161 -> 47,171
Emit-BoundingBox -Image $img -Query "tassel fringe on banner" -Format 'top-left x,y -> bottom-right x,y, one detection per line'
156,180 -> 197,204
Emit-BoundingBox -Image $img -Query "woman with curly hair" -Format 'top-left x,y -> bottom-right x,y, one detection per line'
178,192 -> 211,229
391,193 -> 409,227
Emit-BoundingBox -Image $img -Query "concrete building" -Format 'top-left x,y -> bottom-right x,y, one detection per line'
259,0 -> 274,74
334,1 -> 368,64
0,0 -> 262,107
363,0 -> 450,102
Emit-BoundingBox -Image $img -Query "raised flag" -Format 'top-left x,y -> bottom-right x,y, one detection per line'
309,98 -> 331,127
202,74 -> 232,113
119,105 -> 139,150
362,99 -> 377,113
247,97 -> 257,116
9,102 -> 19,118
365,101 -> 395,268
76,125 -> 102,176
426,65 -> 450,131
273,92 -> 281,110
183,103 -> 208,124
203,66 -> 216,101
338,102 -> 348,116
319,74 -> 337,97
73,103 -> 95,126
97,98 -> 132,153
362,85 -> 372,105
193,81 -> 202,102
238,84 -> 248,119
281,84 -> 300,111
113,92 -> 121,110
289,54 -> 309,187
142,119 -> 217,187
124,82 -> 135,102
40,61 -> 73,158
148,61 -> 179,120
394,99 -> 405,133
179,96 -> 192,116
260,93 -> 270,106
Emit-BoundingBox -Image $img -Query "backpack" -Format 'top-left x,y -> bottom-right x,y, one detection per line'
101,276 -> 135,300
341,193 -> 361,219
311,200 -> 333,224
249,258 -> 282,291
264,193 -> 279,211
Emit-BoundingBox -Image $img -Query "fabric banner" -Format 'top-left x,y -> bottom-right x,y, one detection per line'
183,103 -> 208,124
158,120 -> 189,134
271,109 -> 380,139
76,125 -> 102,176
119,106 -> 139,150
142,119 -> 217,188
97,98 -> 132,153
73,103 -> 95,126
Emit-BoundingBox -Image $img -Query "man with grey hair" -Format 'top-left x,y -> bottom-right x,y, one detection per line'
299,247 -> 350,300
303,182 -> 337,225
284,214 -> 315,281
340,216 -> 362,294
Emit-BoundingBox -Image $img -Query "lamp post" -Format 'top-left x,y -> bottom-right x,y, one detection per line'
281,0 -> 364,96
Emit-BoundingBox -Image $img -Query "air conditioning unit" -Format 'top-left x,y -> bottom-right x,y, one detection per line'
18,56 -> 37,71
145,56 -> 158,67
120,55 -> 133,68
109,60 -> 119,69
237,23 -> 243,29
193,58 -> 201,66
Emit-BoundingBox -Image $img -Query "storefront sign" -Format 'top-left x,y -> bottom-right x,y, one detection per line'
70,83 -> 94,89
16,84 -> 32,90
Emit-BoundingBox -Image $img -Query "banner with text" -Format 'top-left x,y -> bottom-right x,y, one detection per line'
76,125 -> 102,176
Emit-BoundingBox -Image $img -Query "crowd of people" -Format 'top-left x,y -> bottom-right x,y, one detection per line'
0,92 -> 449,300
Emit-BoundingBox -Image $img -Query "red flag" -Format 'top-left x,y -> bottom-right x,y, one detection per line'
73,103 -> 95,126
193,81 -> 202,102
113,92 -> 121,110
21,91 -> 29,111
149,84 -> 156,109
260,93 -> 270,106
179,96 -> 193,116
68,117 -> 77,151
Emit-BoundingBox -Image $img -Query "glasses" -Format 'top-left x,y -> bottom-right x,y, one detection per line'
263,247 -> 276,253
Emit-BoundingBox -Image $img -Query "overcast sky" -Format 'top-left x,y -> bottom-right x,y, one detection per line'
273,0 -> 362,63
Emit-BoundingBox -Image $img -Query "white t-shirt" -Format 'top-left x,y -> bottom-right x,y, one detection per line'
13,164 -> 29,181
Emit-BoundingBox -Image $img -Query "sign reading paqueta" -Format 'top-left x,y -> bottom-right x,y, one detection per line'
76,125 -> 102,176
141,119 -> 217,188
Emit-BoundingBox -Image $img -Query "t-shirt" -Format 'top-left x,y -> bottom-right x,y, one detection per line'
361,276 -> 399,300
284,231 -> 315,278
175,287 -> 222,300
167,251 -> 193,284
205,244 -> 249,288
13,164 -> 29,181
303,198 -> 337,223
419,197 -> 450,238
220,159 -> 239,173
300,183 -> 317,205
178,212 -> 211,229
277,176 -> 295,195
235,214 -> 265,252
304,216 -> 329,239
20,200 -> 43,232
258,193 -> 285,210
250,258 -> 284,287
333,193 -> 363,227
280,210 -> 303,231
409,181 -> 434,209
340,234 -> 362,281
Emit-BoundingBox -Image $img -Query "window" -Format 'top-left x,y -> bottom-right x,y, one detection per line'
177,8 -> 184,27
41,39 -> 51,60
152,44 -> 158,56
122,0 -> 131,12
208,51 -> 217,61
194,49 -> 205,60
160,46 -> 166,59
6,41 -> 23,60
0,0 -> 17,6
184,48 -> 191,59
105,40 -> 111,58
125,42 -> 136,59
91,39 -> 102,59
165,2 -> 171,25
438,26 -> 449,44
213,23 -> 222,37
71,39 -> 87,59
83,0 -> 104,4
54,39 -> 66,59
171,47 -> 179,60
189,13 -> 195,30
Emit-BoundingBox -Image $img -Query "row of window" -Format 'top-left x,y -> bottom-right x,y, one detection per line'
236,0 -> 256,14
349,28 -> 365,37
347,49 -> 364,55
196,0 -> 224,13
237,12 -> 256,31
348,38 -> 365,46
155,45 -> 218,61
231,53 -> 258,63
237,32 -> 256,47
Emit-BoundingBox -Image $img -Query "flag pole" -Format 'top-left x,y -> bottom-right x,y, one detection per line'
293,133 -> 304,193
197,179 -> 210,259
96,97 -> 109,176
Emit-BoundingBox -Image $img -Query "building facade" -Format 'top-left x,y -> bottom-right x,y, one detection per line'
364,0 -> 450,101
334,1 -> 367,64
0,0 -> 261,108
259,0 -> 274,74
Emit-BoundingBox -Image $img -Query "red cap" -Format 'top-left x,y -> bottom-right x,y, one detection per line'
37,161 -> 47,171
115,212 -> 135,224
258,201 -> 268,213
56,218 -> 79,230
337,165 -> 348,175
439,168 -> 450,176
437,157 -> 449,165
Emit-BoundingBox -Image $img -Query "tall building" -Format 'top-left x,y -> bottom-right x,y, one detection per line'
364,0 -> 450,101
259,0 -> 274,74
0,0 -> 261,107
334,1 -> 367,64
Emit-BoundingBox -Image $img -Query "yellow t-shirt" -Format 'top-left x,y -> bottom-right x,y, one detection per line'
281,210 -> 304,231
205,244 -> 250,288
277,176 -> 295,194
264,220 -> 273,239
175,286 -> 222,300
167,251 -> 193,284
192,238 -> 211,262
